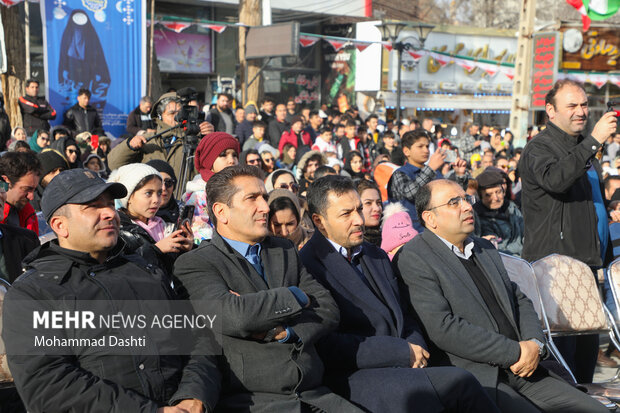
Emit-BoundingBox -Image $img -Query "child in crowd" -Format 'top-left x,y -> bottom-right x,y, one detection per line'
108,163 -> 193,276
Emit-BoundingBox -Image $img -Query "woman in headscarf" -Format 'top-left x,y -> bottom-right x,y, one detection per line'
183,132 -> 240,241
50,135 -> 82,168
267,189 -> 312,250
344,150 -> 366,181
28,129 -> 51,153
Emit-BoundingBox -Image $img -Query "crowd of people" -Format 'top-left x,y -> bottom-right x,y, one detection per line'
0,78 -> 618,413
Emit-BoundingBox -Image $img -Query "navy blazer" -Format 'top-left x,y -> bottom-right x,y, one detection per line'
300,231 -> 427,372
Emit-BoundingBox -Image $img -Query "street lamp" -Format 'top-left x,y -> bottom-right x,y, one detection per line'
376,20 -> 435,124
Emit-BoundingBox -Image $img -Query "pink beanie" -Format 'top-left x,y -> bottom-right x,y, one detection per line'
381,202 -> 419,260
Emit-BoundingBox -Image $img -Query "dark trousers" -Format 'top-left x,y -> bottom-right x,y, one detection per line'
341,366 -> 500,413
490,368 -> 607,413
554,334 -> 599,383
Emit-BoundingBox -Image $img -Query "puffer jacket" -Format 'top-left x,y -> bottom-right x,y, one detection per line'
117,209 -> 176,277
2,241 -> 221,413
474,200 -> 524,257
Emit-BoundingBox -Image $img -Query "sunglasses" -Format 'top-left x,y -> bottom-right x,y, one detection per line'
67,149 -> 77,154
247,159 -> 261,165
263,157 -> 274,163
278,183 -> 299,193
163,178 -> 176,189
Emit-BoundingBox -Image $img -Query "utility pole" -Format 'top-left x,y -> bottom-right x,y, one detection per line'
239,0 -> 262,105
510,0 -> 536,148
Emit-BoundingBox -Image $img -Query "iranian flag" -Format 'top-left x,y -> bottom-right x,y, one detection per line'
566,0 -> 620,30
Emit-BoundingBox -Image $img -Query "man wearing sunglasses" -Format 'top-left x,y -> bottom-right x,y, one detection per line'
395,179 -> 607,413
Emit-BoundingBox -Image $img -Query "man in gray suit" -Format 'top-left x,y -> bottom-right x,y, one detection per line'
394,179 -> 607,413
174,164 -> 363,413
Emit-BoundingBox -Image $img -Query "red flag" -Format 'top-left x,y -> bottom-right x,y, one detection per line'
382,43 -> 393,52
205,24 -> 226,34
407,50 -> 424,61
565,0 -> 591,31
327,39 -> 346,51
355,42 -> 370,52
299,35 -> 320,48
163,22 -> 191,33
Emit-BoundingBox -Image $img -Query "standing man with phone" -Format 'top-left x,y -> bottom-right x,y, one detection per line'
519,79 -> 618,383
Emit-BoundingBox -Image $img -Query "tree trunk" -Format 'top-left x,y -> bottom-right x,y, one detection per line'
239,0 -> 262,106
1,5 -> 26,129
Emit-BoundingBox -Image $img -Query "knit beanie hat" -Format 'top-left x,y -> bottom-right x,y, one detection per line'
146,159 -> 177,182
476,170 -> 504,189
381,202 -> 418,259
194,132 -> 240,182
108,163 -> 161,208
37,149 -> 69,182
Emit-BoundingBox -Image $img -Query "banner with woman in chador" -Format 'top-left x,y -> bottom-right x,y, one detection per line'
41,0 -> 146,137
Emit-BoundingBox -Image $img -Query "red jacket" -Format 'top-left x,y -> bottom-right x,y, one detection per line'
2,202 -> 39,235
278,130 -> 312,153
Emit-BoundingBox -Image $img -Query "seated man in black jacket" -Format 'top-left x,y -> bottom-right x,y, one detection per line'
2,168 -> 220,413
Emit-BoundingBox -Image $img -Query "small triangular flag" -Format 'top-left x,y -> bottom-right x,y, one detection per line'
163,22 -> 191,33
355,43 -> 370,52
407,50 -> 424,61
299,35 -> 320,48
327,39 -> 346,51
205,24 -> 227,34
382,43 -> 393,52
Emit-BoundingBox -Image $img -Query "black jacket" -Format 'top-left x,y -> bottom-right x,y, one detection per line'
63,103 -> 105,136
18,95 -> 56,136
126,105 -> 156,136
206,107 -> 236,134
117,209 -> 176,276
2,241 -> 221,413
0,223 -> 39,283
519,121 -> 609,266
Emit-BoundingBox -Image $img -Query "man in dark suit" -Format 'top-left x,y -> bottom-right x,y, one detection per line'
174,165 -> 363,413
300,175 -> 499,413
395,179 -> 607,413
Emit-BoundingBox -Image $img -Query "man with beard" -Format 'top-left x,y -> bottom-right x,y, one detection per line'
0,152 -> 41,234
519,79 -> 618,383
300,176 -> 500,413
207,93 -> 236,134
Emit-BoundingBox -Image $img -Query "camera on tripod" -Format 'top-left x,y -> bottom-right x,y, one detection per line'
175,87 -> 205,140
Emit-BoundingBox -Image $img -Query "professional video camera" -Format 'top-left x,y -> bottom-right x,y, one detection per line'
175,87 -> 205,139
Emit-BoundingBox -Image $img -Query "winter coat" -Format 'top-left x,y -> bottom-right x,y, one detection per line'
126,105 -> 156,136
63,103 -> 105,137
519,121 -> 610,266
2,241 -> 221,413
18,95 -> 56,136
473,200 -> 524,257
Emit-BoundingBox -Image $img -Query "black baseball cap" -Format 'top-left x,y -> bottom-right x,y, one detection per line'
41,168 -> 127,221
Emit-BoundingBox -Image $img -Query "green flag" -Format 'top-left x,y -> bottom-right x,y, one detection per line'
584,0 -> 620,20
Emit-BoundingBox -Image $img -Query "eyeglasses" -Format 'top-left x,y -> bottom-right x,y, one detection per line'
263,157 -> 274,163
428,195 -> 476,210
246,158 -> 261,165
163,178 -> 176,189
67,149 -> 77,154
278,183 -> 299,193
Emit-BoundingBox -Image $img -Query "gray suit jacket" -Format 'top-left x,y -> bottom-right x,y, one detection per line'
394,230 -> 544,391
174,232 -> 360,413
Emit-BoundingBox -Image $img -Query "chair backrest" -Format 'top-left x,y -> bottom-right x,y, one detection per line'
499,253 -> 543,321
532,254 -> 607,333
0,278 -> 13,383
